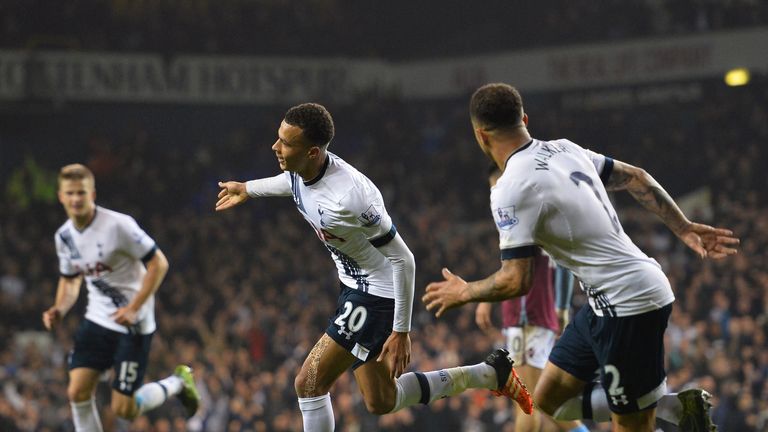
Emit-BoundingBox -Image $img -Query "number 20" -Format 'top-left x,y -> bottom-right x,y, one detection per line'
334,301 -> 368,332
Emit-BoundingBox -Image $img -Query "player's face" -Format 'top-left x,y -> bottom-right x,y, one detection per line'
58,179 -> 96,223
272,120 -> 314,173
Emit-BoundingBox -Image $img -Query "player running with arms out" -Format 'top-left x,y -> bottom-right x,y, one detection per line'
43,164 -> 200,432
216,103 -> 532,432
423,84 -> 739,432
477,163 -> 586,432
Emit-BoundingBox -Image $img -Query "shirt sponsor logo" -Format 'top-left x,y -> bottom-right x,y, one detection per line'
494,206 -> 519,230
358,204 -> 382,227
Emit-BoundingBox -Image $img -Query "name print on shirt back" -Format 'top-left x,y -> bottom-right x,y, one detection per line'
534,142 -> 570,171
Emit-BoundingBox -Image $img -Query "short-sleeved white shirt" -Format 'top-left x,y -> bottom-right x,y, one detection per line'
55,206 -> 157,334
272,153 -> 398,299
491,139 -> 674,317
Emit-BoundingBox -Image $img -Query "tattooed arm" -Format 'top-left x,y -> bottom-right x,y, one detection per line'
605,160 -> 739,259
604,161 -> 690,235
423,257 -> 534,318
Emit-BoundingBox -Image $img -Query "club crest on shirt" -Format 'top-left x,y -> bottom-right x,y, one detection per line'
494,206 -> 519,230
358,204 -> 382,227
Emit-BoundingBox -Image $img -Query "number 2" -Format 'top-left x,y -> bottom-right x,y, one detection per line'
603,364 -> 625,397
570,171 -> 621,233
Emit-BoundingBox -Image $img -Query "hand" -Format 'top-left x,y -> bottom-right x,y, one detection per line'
423,268 -> 468,318
677,222 -> 739,259
377,331 -> 411,379
42,306 -> 62,330
216,181 -> 249,211
556,308 -> 569,336
475,302 -> 494,333
112,307 -> 138,327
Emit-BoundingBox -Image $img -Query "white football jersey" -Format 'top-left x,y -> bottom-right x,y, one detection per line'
491,139 -> 674,317
266,153 -> 398,299
55,206 -> 157,334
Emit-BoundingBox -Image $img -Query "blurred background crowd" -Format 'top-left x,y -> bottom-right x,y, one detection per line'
1,0 -> 767,57
1,1 -> 767,432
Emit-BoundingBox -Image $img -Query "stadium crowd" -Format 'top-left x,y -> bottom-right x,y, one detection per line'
1,75 -> 767,432
1,0 -> 767,58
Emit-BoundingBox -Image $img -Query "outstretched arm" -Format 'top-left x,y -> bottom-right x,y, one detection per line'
216,181 -> 250,211
216,174 -> 292,211
605,160 -> 739,259
423,257 -> 534,318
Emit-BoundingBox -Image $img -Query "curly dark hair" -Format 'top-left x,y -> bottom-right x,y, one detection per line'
470,83 -> 524,131
284,103 -> 335,147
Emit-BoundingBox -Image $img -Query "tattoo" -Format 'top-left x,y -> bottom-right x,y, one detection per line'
627,183 -> 689,234
466,275 -> 500,302
605,163 -> 689,235
603,167 -> 634,191
302,335 -> 331,396
466,260 -> 533,302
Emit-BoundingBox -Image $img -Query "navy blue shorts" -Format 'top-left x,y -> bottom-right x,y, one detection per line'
549,304 -> 672,414
325,283 -> 394,370
68,319 -> 154,396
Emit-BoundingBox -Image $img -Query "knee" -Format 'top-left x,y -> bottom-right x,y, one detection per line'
614,411 -> 654,430
536,400 -> 559,418
294,370 -> 328,398
533,387 -> 557,417
294,370 -> 309,396
67,383 -> 93,403
362,397 -> 394,416
111,399 -> 138,420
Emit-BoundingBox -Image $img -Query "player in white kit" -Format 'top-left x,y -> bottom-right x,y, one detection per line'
423,84 -> 739,432
216,103 -> 533,432
43,164 -> 200,432
477,165 -> 587,432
